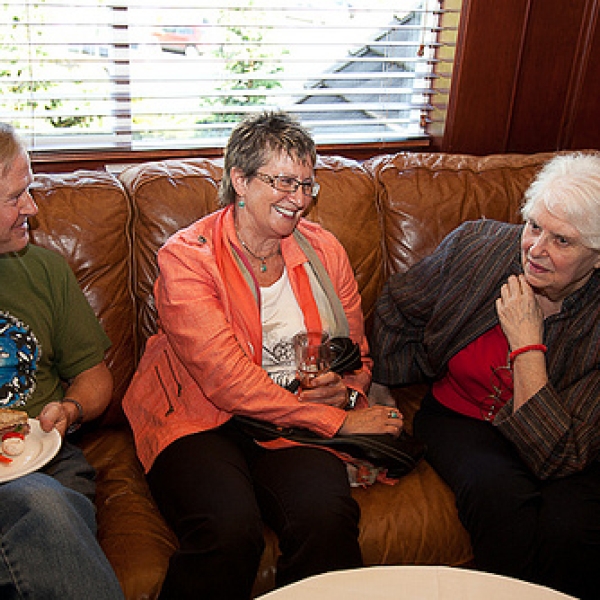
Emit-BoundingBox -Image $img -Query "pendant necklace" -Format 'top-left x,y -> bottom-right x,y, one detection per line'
237,234 -> 280,272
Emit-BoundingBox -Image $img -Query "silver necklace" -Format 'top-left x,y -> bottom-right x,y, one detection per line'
237,234 -> 280,273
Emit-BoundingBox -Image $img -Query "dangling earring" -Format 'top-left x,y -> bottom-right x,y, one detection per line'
238,200 -> 245,208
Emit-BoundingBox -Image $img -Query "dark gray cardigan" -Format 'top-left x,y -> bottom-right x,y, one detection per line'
370,219 -> 600,479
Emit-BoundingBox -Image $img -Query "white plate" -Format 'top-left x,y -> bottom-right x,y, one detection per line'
0,419 -> 62,483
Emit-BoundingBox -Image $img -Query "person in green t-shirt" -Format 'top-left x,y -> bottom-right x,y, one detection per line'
0,122 -> 124,599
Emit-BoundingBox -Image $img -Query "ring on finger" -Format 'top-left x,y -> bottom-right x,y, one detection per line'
388,410 -> 400,419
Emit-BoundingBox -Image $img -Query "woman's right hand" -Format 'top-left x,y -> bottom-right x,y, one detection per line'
338,405 -> 403,437
496,274 -> 544,349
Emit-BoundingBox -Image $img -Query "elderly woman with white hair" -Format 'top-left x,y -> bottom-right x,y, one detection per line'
370,152 -> 600,599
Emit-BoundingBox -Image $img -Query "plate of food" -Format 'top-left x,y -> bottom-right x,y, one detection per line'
0,409 -> 62,484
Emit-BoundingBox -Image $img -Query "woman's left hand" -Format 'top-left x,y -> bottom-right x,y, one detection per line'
496,274 -> 544,350
298,371 -> 349,409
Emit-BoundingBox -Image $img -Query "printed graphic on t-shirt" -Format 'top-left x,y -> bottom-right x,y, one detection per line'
0,311 -> 39,407
262,329 -> 296,389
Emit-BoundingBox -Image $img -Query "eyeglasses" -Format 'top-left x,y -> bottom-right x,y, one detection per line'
255,172 -> 320,198
480,363 -> 513,421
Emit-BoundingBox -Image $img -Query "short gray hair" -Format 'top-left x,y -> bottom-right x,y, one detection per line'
0,123 -> 26,177
219,111 -> 316,207
521,152 -> 600,250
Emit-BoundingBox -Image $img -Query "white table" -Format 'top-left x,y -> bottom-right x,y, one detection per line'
257,566 -> 576,599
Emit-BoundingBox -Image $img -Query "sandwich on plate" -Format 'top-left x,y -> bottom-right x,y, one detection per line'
0,408 -> 30,461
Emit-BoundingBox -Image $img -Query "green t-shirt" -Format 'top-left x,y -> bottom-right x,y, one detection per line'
0,245 -> 111,417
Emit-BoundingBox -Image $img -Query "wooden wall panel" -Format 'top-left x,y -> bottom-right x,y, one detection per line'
506,0 -> 587,152
440,0 -> 530,154
565,2 -> 600,149
440,0 -> 600,155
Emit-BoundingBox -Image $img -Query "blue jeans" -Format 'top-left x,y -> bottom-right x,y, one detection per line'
148,420 -> 362,600
0,443 -> 124,600
414,390 -> 600,600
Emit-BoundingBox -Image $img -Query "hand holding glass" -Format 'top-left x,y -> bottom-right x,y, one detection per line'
293,331 -> 331,388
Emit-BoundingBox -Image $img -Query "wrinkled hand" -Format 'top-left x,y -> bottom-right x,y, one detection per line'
37,401 -> 69,437
298,371 -> 348,409
496,274 -> 544,350
339,404 -> 403,437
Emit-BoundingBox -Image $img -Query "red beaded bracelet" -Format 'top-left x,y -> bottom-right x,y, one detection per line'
509,344 -> 548,365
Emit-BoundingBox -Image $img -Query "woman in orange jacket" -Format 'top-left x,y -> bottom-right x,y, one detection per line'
123,111 -> 402,599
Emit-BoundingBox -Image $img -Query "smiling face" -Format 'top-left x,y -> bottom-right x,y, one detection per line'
0,151 -> 37,255
232,151 -> 315,247
521,204 -> 600,304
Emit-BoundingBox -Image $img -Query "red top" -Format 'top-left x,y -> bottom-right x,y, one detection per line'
433,324 -> 512,421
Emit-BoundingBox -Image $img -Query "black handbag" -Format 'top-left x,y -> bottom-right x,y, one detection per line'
233,414 -> 426,479
234,336 -> 426,479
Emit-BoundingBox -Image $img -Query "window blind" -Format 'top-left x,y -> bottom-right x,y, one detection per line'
1,0 -> 460,152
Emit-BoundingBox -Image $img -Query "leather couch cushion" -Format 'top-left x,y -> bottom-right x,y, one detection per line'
119,159 -> 222,358
30,171 -> 134,425
81,428 -> 177,599
311,155 -> 383,320
366,152 -> 557,280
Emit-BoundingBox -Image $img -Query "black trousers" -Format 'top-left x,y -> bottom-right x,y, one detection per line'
414,391 -> 600,600
147,420 -> 362,600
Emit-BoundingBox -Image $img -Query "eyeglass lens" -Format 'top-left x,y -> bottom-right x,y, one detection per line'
258,173 -> 319,197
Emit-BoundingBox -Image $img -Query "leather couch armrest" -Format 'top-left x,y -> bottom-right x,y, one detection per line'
79,427 -> 177,600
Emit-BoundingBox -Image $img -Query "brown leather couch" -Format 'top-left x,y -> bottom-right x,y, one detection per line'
29,150 -> 559,599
